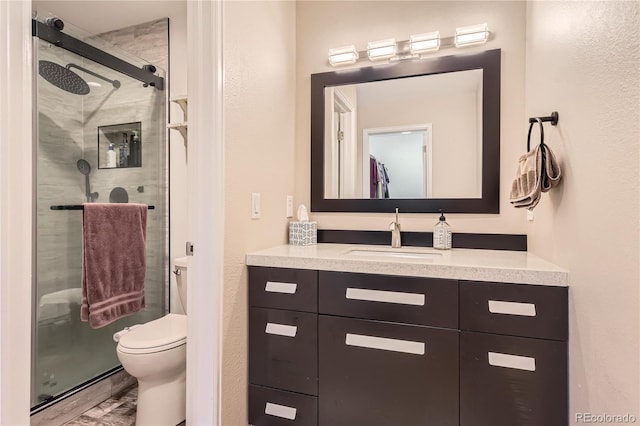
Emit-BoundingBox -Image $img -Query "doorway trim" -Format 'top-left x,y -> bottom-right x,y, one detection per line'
186,1 -> 224,425
362,124 -> 433,198
0,1 -> 33,424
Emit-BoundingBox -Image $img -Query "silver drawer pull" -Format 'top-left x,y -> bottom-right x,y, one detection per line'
345,333 -> 425,355
488,300 -> 536,317
488,351 -> 536,371
265,281 -> 297,294
265,402 -> 297,420
346,288 -> 425,306
265,322 -> 297,337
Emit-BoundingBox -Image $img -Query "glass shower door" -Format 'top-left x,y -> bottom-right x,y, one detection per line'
32,32 -> 166,408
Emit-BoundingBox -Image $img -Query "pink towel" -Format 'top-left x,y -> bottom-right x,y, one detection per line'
81,203 -> 147,328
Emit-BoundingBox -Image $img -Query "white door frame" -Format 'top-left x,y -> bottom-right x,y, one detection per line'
333,88 -> 356,198
0,1 -> 34,424
362,124 -> 433,198
186,1 -> 224,425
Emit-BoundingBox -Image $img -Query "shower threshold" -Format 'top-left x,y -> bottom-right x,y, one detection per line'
30,366 -> 136,426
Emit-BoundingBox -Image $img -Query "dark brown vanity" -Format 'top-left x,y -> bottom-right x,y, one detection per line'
247,258 -> 568,426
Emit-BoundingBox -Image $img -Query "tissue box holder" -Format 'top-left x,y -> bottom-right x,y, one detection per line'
289,221 -> 317,246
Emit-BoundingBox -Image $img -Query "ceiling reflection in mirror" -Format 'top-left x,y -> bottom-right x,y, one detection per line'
324,69 -> 483,200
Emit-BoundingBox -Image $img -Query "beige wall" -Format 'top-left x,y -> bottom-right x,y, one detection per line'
296,1 -> 527,232
221,1 -> 297,424
525,1 -> 640,420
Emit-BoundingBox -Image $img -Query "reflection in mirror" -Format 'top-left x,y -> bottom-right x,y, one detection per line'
368,127 -> 431,199
324,69 -> 482,200
311,49 -> 501,213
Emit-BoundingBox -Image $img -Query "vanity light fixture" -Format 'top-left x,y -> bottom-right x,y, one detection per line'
455,23 -> 489,47
409,31 -> 440,55
367,38 -> 397,61
328,23 -> 491,67
328,45 -> 359,66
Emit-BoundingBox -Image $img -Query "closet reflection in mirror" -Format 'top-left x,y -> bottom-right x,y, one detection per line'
98,121 -> 142,169
324,69 -> 483,199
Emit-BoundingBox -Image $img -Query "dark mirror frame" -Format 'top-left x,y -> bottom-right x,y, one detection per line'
311,48 -> 501,213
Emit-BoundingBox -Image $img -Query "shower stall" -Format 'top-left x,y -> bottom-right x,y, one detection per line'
31,15 -> 167,410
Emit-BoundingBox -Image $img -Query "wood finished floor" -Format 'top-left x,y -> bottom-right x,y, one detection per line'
63,384 -> 186,426
63,385 -> 137,426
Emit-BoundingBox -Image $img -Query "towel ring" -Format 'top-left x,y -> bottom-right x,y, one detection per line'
527,117 -> 544,152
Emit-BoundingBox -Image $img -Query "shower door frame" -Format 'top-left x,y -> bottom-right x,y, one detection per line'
30,18 -> 168,413
32,19 -> 164,90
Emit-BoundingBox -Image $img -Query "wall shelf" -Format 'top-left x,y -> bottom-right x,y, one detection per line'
167,122 -> 187,140
168,96 -> 187,142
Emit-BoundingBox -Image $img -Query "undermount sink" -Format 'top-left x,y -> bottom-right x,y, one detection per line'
344,248 -> 443,260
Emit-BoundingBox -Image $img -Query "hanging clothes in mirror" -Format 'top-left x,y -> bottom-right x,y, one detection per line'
370,154 -> 380,198
370,154 -> 391,199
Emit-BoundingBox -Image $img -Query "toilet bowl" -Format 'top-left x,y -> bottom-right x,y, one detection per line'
116,257 -> 188,426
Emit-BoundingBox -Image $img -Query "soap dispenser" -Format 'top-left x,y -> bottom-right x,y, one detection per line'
433,210 -> 452,250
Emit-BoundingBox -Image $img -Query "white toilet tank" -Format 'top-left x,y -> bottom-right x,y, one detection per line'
173,257 -> 188,313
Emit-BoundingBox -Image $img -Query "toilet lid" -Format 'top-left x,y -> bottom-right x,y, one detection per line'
118,313 -> 186,354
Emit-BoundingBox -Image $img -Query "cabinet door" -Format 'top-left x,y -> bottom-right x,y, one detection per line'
460,331 -> 568,426
249,308 -> 318,395
318,315 -> 458,426
249,385 -> 317,426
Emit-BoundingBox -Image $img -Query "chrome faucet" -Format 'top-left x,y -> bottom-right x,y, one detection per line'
389,208 -> 401,248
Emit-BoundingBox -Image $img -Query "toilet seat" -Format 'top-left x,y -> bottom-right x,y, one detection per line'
118,313 -> 186,354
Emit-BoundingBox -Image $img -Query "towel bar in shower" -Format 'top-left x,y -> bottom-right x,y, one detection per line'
50,205 -> 155,210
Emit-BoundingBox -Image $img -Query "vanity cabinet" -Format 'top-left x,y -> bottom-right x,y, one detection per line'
248,267 -> 568,426
459,281 -> 569,426
248,267 -> 319,426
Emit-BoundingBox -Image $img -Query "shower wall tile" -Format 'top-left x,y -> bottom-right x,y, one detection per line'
99,19 -> 169,72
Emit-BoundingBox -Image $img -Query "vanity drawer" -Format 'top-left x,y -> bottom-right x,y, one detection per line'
319,315 -> 459,426
249,307 -> 318,395
460,280 -> 568,341
460,331 -> 568,426
249,384 -> 317,426
249,267 -> 318,313
319,271 -> 457,328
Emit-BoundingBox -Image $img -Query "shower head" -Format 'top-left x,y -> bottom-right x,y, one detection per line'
39,60 -> 90,95
76,159 -> 91,175
38,61 -> 121,95
77,159 -> 98,202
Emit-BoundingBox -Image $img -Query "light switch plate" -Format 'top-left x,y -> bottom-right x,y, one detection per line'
251,193 -> 261,219
286,195 -> 294,218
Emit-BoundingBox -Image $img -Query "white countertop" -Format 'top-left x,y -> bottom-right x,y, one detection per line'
246,244 -> 568,286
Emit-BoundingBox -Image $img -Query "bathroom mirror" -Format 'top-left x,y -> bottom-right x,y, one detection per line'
311,49 -> 501,213
98,121 -> 142,169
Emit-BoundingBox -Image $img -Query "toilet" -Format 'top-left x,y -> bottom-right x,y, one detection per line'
116,257 -> 188,426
